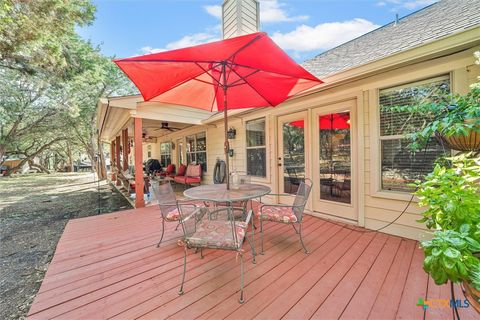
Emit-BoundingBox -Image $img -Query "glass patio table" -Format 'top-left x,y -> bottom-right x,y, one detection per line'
183,183 -> 271,203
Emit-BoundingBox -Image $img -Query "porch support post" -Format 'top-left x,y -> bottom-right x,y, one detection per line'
111,140 -> 116,182
115,135 -> 121,186
122,129 -> 128,172
134,117 -> 145,208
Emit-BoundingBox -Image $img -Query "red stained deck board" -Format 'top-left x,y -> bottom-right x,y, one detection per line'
395,245 -> 429,320
26,206 -> 479,320
116,218 -> 325,320
281,231 -> 377,320
250,227 -> 373,320
339,236 -> 403,319
367,238 -> 417,319
309,233 -> 391,319
29,218 -> 285,319
221,227 -> 357,320
172,221 -> 340,320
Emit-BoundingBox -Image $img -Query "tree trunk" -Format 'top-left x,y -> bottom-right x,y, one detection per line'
66,141 -> 73,172
28,159 -> 50,173
0,144 -> 6,165
97,138 -> 107,180
4,137 -> 65,175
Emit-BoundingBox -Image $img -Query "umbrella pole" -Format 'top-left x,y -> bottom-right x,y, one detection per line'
223,87 -> 230,190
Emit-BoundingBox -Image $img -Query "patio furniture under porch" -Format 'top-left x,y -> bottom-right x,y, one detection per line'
27,206 -> 478,320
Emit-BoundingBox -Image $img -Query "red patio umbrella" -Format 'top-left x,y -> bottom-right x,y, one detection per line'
114,32 -> 322,189
289,113 -> 350,130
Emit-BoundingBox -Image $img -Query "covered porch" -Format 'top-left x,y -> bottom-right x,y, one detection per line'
27,205 -> 477,319
96,95 -> 215,208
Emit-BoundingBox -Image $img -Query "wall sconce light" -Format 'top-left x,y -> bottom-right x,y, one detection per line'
227,127 -> 236,139
229,149 -> 234,157
171,142 -> 175,150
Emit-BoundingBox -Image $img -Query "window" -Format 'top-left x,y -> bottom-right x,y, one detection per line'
246,118 -> 266,177
186,132 -> 207,171
160,142 -> 172,167
379,76 -> 450,192
177,138 -> 184,165
147,145 -> 152,159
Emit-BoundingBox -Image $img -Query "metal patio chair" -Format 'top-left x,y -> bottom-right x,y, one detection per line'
177,202 -> 255,303
231,171 -> 252,218
257,178 -> 313,254
151,182 -> 182,247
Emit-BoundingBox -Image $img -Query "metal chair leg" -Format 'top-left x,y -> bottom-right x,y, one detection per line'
156,219 -> 165,248
260,218 -> 265,255
299,223 -> 309,254
292,224 -> 299,234
175,222 -> 180,231
239,252 -> 245,304
251,212 -> 255,259
200,248 -> 204,259
179,247 -> 187,295
246,234 -> 256,264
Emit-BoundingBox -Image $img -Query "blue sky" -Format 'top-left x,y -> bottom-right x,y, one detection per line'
78,0 -> 437,62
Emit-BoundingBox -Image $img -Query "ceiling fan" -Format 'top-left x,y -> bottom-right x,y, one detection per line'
154,122 -> 182,132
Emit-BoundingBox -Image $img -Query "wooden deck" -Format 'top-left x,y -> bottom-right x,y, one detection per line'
28,206 -> 479,319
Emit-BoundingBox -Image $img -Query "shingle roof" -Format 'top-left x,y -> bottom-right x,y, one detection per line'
302,0 -> 480,78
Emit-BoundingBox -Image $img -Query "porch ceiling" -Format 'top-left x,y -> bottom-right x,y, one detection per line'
97,95 -> 215,142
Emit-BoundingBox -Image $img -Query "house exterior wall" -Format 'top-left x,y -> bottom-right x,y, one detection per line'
142,142 -> 160,161
155,45 -> 479,241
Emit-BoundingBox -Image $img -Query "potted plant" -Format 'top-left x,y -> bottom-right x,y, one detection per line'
415,153 -> 480,312
385,51 -> 479,152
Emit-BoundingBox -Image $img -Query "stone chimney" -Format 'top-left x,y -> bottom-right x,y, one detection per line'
222,0 -> 260,39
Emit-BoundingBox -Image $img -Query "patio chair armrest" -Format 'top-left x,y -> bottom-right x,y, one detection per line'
266,193 -> 297,197
244,209 -> 253,226
260,203 -> 305,211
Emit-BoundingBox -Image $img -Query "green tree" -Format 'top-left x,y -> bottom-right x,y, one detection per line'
0,0 -> 95,76
0,0 -> 136,177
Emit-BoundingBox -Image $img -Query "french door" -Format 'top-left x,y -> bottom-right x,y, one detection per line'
312,100 -> 357,221
277,112 -> 309,205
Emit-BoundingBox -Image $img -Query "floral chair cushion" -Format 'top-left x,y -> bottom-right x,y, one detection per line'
164,208 -> 180,222
258,205 -> 298,223
186,220 -> 246,249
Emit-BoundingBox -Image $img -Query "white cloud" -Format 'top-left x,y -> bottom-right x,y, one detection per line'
260,0 -> 308,23
204,5 -> 222,19
140,46 -> 164,54
379,0 -> 437,10
204,0 -> 308,24
271,18 -> 380,53
402,0 -> 437,9
140,30 -> 220,54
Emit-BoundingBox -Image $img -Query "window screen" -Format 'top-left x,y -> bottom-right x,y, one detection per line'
379,76 -> 451,192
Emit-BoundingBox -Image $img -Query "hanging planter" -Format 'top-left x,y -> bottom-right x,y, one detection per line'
463,281 -> 480,313
436,120 -> 480,152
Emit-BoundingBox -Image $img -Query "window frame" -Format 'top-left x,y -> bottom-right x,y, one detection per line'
186,132 -> 207,172
370,74 -> 452,201
245,117 -> 268,178
159,141 -> 172,167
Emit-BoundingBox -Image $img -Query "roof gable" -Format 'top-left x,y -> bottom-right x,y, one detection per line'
302,0 -> 480,78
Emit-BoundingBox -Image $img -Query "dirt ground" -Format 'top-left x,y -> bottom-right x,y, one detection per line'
0,172 -> 132,319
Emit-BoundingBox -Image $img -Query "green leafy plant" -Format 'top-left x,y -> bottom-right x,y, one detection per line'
422,226 -> 480,286
415,154 -> 480,290
415,153 -> 480,233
